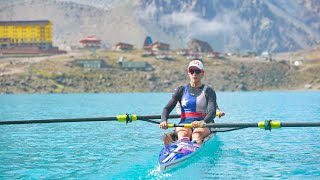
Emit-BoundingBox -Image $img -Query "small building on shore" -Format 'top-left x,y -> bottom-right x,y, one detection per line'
0,20 -> 53,49
118,56 -> 153,71
113,42 -> 134,51
142,36 -> 153,49
0,20 -> 66,55
73,59 -> 107,69
151,42 -> 170,51
79,36 -> 101,48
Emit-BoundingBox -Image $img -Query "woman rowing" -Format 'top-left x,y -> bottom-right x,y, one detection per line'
160,60 -> 224,144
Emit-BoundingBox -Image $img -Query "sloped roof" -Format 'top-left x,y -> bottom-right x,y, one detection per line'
0,20 -> 51,26
79,36 -> 101,43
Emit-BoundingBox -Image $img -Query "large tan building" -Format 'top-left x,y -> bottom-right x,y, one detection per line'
0,20 -> 53,49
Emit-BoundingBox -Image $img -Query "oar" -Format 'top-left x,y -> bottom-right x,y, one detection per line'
0,114 -> 180,125
167,120 -> 320,131
0,113 -> 222,125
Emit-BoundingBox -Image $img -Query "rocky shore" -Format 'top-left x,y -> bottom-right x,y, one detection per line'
0,49 -> 319,94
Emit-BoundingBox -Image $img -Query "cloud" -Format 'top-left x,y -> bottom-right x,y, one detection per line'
136,3 -> 158,21
135,4 -> 240,49
163,12 -> 234,35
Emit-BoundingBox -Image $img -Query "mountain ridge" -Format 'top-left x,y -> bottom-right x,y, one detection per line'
0,0 -> 319,53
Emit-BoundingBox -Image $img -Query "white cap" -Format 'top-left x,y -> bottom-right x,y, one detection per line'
188,60 -> 204,70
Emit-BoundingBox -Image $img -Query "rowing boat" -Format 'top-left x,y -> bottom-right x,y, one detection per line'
158,132 -> 216,171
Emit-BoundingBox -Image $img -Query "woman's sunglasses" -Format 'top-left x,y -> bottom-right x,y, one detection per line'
189,69 -> 201,74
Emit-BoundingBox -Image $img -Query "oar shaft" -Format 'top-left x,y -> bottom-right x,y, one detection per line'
0,117 -> 117,125
168,121 -> 320,129
206,123 -> 258,128
139,119 -> 161,124
1,113 -> 226,125
280,122 -> 320,127
0,114 -> 181,125
137,114 -> 180,120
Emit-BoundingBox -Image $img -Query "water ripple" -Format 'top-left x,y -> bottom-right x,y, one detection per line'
0,92 -> 319,179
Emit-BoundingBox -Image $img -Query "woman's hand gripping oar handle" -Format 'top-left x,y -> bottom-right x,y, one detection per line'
165,112 -> 222,128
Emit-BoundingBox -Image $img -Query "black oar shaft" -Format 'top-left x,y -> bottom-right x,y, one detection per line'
0,117 -> 117,125
205,123 -> 258,128
280,122 -> 320,127
139,119 -> 161,124
171,122 -> 320,128
0,114 -> 180,125
137,114 -> 180,120
205,122 -> 320,128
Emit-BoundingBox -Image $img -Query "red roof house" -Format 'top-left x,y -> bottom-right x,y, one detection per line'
151,42 -> 170,51
79,36 -> 101,48
113,42 -> 134,51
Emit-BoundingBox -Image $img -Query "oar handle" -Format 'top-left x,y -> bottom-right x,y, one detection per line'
120,113 -> 220,123
167,124 -> 194,128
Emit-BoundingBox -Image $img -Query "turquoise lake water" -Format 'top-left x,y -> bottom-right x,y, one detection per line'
0,91 -> 319,179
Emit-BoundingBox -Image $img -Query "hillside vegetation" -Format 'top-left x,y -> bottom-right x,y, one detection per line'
0,47 -> 319,94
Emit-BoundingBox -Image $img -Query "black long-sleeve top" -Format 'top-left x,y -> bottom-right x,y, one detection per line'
161,84 -> 217,123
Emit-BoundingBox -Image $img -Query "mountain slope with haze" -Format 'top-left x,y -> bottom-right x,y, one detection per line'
0,0 -> 319,53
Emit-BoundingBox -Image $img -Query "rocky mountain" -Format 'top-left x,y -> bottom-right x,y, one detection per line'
135,0 -> 320,53
187,39 -> 213,52
0,0 -> 319,53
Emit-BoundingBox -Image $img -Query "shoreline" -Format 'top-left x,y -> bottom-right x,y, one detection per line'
1,89 -> 319,96
0,49 -> 319,94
